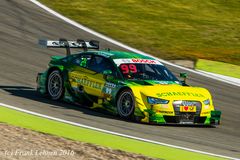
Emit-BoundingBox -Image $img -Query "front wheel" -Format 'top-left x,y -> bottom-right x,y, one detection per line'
47,70 -> 64,100
117,89 -> 135,119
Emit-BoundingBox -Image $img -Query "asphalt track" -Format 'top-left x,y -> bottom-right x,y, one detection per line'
0,0 -> 239,158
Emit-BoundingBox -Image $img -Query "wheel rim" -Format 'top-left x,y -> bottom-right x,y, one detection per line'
48,71 -> 62,98
118,92 -> 134,117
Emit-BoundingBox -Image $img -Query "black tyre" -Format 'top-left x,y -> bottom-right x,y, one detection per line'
47,70 -> 64,100
117,89 -> 135,119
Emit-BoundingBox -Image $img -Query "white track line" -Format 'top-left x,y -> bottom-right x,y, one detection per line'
30,0 -> 240,87
0,103 -> 238,160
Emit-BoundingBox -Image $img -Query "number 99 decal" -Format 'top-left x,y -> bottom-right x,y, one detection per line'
120,64 -> 137,74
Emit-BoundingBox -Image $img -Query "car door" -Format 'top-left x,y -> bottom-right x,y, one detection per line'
86,55 -> 117,97
68,54 -> 116,98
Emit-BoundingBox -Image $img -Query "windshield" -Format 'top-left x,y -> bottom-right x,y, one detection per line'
118,63 -> 178,81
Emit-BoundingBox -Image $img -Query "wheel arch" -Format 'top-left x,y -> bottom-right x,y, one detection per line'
46,66 -> 63,88
46,66 -> 65,100
47,65 -> 68,83
47,66 -> 63,77
115,86 -> 147,121
115,86 -> 136,119
115,86 -> 132,104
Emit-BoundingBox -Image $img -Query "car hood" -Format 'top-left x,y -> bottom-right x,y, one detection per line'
128,81 -> 211,101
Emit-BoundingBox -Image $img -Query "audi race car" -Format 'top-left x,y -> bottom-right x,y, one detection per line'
37,39 -> 221,126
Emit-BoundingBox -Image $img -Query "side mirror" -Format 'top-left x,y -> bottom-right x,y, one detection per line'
180,72 -> 188,86
103,70 -> 114,81
180,72 -> 188,78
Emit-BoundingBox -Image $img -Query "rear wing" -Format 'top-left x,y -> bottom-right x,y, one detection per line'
39,38 -> 99,56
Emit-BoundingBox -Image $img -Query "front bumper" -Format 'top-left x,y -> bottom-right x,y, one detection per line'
146,110 -> 221,125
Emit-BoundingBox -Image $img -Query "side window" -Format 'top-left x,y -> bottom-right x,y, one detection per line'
73,55 -> 92,68
145,64 -> 155,73
88,56 -> 116,75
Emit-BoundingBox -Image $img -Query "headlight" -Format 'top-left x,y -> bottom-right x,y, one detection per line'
147,97 -> 169,104
203,99 -> 210,105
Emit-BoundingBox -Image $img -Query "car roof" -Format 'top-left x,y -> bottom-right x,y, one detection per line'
88,50 -> 156,60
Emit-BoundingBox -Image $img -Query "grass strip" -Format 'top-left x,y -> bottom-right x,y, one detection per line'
0,106 -> 226,160
196,59 -> 240,79
38,0 -> 240,65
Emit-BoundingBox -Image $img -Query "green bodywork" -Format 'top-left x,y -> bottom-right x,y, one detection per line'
37,50 -> 151,111
37,50 -> 221,126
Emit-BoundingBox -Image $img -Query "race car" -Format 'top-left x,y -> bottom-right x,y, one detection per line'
37,39 -> 221,125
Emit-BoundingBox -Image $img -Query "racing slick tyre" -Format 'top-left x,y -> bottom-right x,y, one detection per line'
47,70 -> 64,100
117,89 -> 135,119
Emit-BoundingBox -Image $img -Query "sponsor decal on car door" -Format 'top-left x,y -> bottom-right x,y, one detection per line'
69,68 -> 105,97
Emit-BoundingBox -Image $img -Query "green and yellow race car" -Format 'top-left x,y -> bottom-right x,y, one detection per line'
37,39 -> 221,125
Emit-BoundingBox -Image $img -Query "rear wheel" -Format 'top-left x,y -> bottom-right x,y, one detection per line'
47,70 -> 64,100
117,89 -> 135,119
